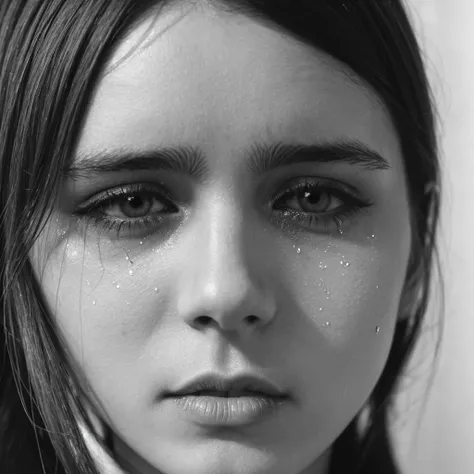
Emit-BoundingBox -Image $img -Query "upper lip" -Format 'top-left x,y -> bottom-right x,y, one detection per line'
166,373 -> 288,398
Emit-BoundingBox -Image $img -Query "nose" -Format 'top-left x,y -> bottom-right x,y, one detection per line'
175,205 -> 277,336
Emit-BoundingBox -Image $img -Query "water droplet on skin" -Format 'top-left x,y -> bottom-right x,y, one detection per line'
318,262 -> 327,270
375,285 -> 380,290
86,280 -> 91,286
116,284 -> 120,289
126,301 -> 130,306
92,301 -> 96,306
375,326 -> 380,334
296,248 -> 301,254
140,241 -> 144,245
323,321 -> 331,328
318,307 -> 323,312
128,270 -> 134,276
154,287 -> 159,293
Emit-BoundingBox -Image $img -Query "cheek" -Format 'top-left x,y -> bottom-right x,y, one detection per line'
301,249 -> 399,336
289,233 -> 407,335
32,232 -> 168,392
282,229 -> 409,435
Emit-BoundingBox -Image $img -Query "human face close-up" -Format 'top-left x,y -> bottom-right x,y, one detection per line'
32,4 -> 411,474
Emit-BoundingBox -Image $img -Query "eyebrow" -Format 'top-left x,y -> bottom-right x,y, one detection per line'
64,140 -> 390,180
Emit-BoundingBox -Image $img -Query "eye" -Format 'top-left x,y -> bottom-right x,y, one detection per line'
100,192 -> 169,219
73,183 -> 180,238
271,178 -> 373,230
275,186 -> 343,214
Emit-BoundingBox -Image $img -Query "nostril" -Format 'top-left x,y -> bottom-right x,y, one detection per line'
196,315 -> 212,326
192,314 -> 260,330
245,315 -> 259,324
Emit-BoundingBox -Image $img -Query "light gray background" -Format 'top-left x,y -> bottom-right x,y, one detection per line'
392,1 -> 474,473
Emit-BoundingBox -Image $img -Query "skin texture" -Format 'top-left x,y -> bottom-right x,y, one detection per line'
31,4 -> 411,474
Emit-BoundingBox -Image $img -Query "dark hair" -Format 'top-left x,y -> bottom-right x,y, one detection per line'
0,1 -> 442,473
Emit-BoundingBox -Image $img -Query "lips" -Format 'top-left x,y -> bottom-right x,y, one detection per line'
188,390 -> 266,397
166,373 -> 288,399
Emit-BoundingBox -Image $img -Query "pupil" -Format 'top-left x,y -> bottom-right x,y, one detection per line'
303,190 -> 320,204
127,196 -> 143,208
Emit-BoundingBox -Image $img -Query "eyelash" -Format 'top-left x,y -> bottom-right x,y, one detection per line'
74,184 -> 178,237
271,179 -> 372,229
74,180 -> 373,238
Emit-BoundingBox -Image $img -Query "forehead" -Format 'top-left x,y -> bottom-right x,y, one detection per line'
77,4 -> 400,164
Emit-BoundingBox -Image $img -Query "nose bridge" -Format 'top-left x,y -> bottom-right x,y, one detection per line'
195,198 -> 257,307
177,197 -> 277,332
206,202 -> 248,288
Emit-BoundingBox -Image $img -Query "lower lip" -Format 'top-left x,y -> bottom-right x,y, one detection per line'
167,394 -> 288,426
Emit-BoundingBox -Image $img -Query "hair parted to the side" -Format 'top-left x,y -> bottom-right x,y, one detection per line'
0,1 -> 441,474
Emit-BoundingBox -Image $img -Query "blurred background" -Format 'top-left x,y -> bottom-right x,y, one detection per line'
392,1 -> 474,473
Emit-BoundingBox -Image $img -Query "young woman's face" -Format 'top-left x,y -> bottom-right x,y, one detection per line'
32,4 -> 411,474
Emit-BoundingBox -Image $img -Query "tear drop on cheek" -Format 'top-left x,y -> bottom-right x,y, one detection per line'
367,234 -> 377,247
292,244 -> 302,255
125,250 -> 134,265
56,226 -> 67,239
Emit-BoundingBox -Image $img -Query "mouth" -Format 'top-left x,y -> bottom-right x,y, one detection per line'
165,373 -> 289,399
162,373 -> 290,426
177,390 -> 286,398
164,387 -> 289,427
